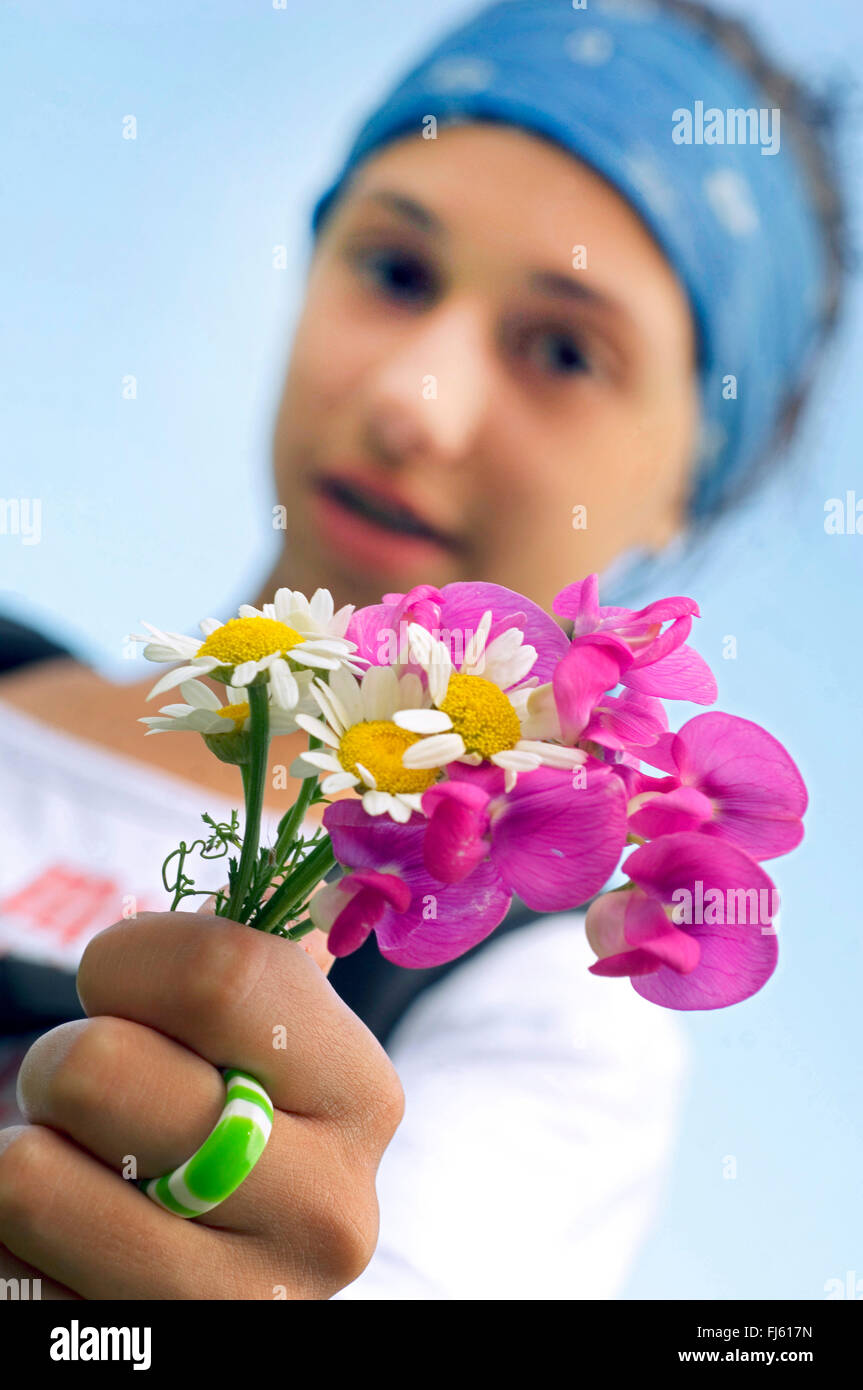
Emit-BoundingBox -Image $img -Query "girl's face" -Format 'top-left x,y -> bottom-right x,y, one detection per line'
271,123 -> 699,612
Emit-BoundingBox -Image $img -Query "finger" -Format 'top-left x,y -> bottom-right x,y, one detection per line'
17,1018 -> 224,1178
76,914 -> 389,1125
197,891 -> 336,977
14,1017 -> 370,1235
0,1243 -> 82,1300
0,1123 -> 243,1300
294,927 -> 336,976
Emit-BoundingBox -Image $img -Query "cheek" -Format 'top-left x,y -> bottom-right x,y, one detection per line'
289,297 -> 357,409
472,371 -> 695,563
479,389 -> 630,516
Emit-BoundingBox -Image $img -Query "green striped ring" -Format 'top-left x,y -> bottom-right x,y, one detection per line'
139,1069 -> 274,1219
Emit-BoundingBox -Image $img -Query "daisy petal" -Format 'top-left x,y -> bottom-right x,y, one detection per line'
492,750 -> 542,771
269,658 -> 299,711
321,772 -> 361,794
394,672 -> 424,710
146,665 -> 209,700
330,603 -> 355,638
179,680 -> 222,711
402,733 -> 464,768
463,609 -> 493,671
289,756 -> 320,779
328,667 -> 364,727
294,712 -> 340,747
231,661 -> 261,688
293,651 -> 341,671
361,664 -> 399,721
393,708 -> 453,734
298,750 -> 342,772
311,677 -> 351,735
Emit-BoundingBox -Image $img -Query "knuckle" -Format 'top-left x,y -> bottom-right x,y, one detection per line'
335,1043 -> 406,1152
303,1174 -> 380,1291
76,916 -> 139,1000
335,1194 -> 380,1285
371,1061 -> 406,1140
175,925 -> 268,1031
47,1017 -> 132,1120
265,1156 -> 379,1296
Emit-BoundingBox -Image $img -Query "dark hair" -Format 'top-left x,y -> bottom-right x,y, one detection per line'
659,0 -> 855,530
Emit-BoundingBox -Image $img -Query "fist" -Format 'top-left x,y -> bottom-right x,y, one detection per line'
0,911 -> 404,1299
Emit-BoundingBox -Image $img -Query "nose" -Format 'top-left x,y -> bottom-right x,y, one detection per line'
361,297 -> 495,470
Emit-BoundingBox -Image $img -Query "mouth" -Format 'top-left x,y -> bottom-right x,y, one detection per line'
313,473 -> 461,551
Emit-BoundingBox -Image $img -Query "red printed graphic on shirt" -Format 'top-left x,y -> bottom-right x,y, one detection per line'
0,864 -> 158,948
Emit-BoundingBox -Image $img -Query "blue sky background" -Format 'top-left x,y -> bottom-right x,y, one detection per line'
1,0 -> 861,1298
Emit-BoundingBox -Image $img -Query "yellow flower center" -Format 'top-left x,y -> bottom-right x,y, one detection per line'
215,701 -> 250,733
338,720 -> 439,794
439,673 -> 521,759
196,617 -> 305,667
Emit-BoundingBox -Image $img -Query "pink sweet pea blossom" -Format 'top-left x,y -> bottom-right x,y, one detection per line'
316,799 -> 512,966
585,831 -> 779,1009
627,712 -> 807,860
552,573 -> 718,710
347,581 -> 569,686
420,760 -> 628,911
580,688 -> 669,752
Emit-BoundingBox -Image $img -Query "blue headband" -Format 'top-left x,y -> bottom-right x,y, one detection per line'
310,0 -> 829,521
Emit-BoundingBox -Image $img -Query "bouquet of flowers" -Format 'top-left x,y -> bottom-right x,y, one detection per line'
135,576 -> 807,1012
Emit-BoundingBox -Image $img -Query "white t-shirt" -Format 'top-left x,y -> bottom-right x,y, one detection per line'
0,700 -> 689,1299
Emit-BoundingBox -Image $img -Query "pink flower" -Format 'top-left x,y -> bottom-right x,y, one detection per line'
586,832 -> 779,1009
316,800 -> 512,966
347,581 -> 569,686
552,573 -> 718,711
627,712 -> 807,860
581,688 -> 669,752
420,760 -> 628,912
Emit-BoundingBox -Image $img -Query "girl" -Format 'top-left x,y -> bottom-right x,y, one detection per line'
0,0 -> 848,1299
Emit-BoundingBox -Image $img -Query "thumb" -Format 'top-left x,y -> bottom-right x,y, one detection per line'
196,888 -> 337,977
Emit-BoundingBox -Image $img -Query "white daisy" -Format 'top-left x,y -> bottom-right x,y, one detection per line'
290,664 -> 450,824
393,613 -> 586,791
131,587 -> 365,706
139,679 -> 306,737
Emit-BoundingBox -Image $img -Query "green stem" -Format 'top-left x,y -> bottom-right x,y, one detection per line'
272,738 -> 321,864
225,683 -> 270,922
285,918 -> 315,942
251,837 -> 336,935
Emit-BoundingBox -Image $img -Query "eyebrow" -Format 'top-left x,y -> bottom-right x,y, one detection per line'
359,189 -> 626,317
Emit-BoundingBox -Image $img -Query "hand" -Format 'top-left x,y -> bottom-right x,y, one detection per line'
0,910 -> 404,1299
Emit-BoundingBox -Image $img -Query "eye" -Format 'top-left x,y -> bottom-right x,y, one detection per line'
351,246 -> 438,306
522,326 -> 591,377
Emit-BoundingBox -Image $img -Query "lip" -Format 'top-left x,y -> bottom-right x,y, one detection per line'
308,469 -> 463,577
318,470 -> 459,540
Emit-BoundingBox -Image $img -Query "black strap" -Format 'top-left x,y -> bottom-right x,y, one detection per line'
0,614 -> 72,676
